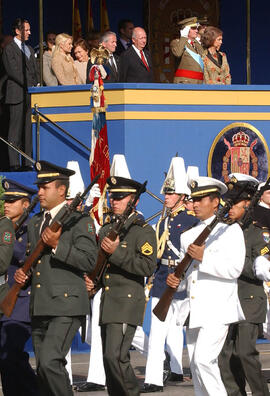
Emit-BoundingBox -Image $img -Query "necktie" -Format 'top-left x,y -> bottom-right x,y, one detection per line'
40,212 -> 51,235
140,50 -> 149,71
21,42 -> 31,58
109,56 -> 117,75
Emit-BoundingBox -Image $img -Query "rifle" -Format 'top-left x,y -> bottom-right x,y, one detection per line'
239,176 -> 270,228
88,180 -> 147,297
0,174 -> 100,317
153,182 -> 248,322
14,195 -> 39,233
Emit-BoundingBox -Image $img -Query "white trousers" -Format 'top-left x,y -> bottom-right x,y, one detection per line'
186,324 -> 229,396
144,297 -> 185,386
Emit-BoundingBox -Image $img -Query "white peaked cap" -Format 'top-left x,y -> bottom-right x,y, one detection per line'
110,154 -> 131,178
189,176 -> 227,198
229,173 -> 259,185
187,166 -> 199,184
66,160 -> 85,199
160,156 -> 190,195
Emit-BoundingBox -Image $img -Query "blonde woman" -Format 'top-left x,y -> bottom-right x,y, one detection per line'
51,33 -> 82,85
201,26 -> 231,85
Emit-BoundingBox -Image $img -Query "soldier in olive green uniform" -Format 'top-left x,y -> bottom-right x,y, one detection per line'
98,176 -> 157,396
0,216 -> 14,315
170,17 -> 204,84
219,173 -> 270,396
15,161 -> 97,396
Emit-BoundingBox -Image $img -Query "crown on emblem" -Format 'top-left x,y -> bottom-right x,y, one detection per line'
232,131 -> 249,147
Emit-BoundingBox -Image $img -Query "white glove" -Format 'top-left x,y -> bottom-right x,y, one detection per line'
85,183 -> 101,206
180,25 -> 190,38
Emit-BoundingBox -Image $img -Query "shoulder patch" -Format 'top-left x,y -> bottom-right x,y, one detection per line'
87,222 -> 95,234
262,231 -> 270,244
141,242 -> 153,256
2,231 -> 12,245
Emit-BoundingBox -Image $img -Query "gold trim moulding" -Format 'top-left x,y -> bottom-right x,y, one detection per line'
32,111 -> 270,123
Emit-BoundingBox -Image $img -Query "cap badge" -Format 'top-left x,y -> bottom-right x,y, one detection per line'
4,181 -> 9,189
36,162 -> 41,171
111,177 -> 117,185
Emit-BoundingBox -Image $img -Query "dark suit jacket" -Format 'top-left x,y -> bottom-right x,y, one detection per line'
27,208 -> 97,317
2,40 -> 39,104
119,46 -> 154,83
115,38 -> 128,56
86,54 -> 120,84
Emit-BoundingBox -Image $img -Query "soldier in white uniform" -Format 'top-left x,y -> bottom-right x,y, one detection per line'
142,157 -> 199,393
167,176 -> 246,396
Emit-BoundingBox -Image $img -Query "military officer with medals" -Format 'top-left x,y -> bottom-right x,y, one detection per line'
167,176 -> 246,396
94,175 -> 157,396
142,157 -> 198,393
219,173 -> 270,396
0,179 -> 39,396
14,161 -> 97,396
170,17 -> 204,84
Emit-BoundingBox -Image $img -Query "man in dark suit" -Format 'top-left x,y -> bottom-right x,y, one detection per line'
115,19 -> 134,56
86,31 -> 120,84
2,18 -> 39,171
119,27 -> 154,83
14,161 -> 97,396
0,179 -> 39,396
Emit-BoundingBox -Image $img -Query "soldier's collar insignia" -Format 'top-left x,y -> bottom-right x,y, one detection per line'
141,242 -> 153,256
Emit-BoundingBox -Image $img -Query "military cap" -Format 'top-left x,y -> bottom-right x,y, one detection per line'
1,178 -> 37,201
224,173 -> 258,203
189,176 -> 227,199
177,17 -> 198,28
34,160 -> 75,185
161,157 -> 190,195
107,176 -> 146,200
258,181 -> 270,192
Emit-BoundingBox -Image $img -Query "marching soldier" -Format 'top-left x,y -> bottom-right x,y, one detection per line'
14,161 -> 97,396
170,17 -> 204,84
0,179 -> 39,396
94,175 -> 157,396
142,157 -> 198,393
219,173 -> 270,395
167,176 -> 246,395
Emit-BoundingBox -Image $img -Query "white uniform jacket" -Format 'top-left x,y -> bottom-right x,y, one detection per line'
254,255 -> 270,281
179,216 -> 246,329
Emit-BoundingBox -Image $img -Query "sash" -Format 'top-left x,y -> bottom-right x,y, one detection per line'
185,46 -> 204,71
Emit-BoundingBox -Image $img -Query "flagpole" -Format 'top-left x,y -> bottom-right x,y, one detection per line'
39,0 -> 43,86
246,0 -> 251,84
72,0 -> 75,38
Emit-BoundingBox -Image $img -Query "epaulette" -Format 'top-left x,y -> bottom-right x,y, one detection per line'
186,210 -> 196,216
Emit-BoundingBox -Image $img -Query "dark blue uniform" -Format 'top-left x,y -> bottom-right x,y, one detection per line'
151,207 -> 198,299
0,222 -> 39,396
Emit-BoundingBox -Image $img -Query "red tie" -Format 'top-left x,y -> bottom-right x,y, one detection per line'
140,50 -> 149,71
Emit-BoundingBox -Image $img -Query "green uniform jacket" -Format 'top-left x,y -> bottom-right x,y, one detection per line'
238,221 -> 269,324
99,212 -> 157,326
0,216 -> 15,313
170,37 -> 204,84
27,207 -> 97,317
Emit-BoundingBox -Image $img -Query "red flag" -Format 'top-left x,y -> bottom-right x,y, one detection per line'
72,0 -> 82,42
100,0 -> 110,32
87,0 -> 94,31
89,68 -> 110,223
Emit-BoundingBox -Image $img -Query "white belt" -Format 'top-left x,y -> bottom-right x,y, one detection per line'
0,274 -> 7,286
161,259 -> 179,267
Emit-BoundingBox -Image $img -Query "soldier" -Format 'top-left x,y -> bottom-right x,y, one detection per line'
14,161 -> 97,396
166,176 -> 246,395
218,173 -> 270,395
142,157 -> 199,393
170,17 -> 204,84
0,179 -> 38,396
94,175 -> 157,396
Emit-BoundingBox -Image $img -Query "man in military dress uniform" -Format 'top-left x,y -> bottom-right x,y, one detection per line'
142,157 -> 198,393
96,175 -> 157,396
0,179 -> 39,396
167,176 -> 246,395
219,173 -> 270,395
170,17 -> 204,84
15,161 -> 97,396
